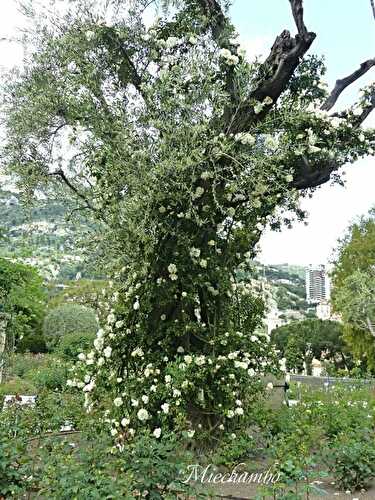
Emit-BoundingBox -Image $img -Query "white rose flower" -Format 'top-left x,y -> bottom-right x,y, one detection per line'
189,247 -> 201,258
153,427 -> 162,438
137,408 -> 149,421
266,382 -> 274,391
85,30 -> 95,41
263,96 -> 273,105
235,407 -> 244,416
184,355 -> 193,364
78,353 -> 86,361
168,263 -> 177,274
114,397 -> 123,407
161,403 -> 170,414
97,357 -> 105,367
254,102 -> 264,114
94,337 -> 104,351
141,395 -> 149,404
195,355 -> 206,366
121,418 -> 130,427
103,346 -> 112,358
165,36 -> 179,48
107,313 -> 116,324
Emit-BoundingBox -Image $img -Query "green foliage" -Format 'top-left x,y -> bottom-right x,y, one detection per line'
0,377 -> 37,398
325,433 -> 375,491
0,408 -> 31,498
57,331 -> 96,361
211,433 -> 258,467
36,439 -> 133,499
6,352 -> 51,378
0,257 -> 46,349
121,432 -> 198,499
331,208 -> 375,367
17,331 -> 47,353
43,303 -> 98,349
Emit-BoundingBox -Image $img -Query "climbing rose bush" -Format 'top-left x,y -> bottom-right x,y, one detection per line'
2,0 -> 374,445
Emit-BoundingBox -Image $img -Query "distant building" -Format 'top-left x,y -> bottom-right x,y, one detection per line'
306,265 -> 329,304
316,300 -> 331,320
265,306 -> 284,335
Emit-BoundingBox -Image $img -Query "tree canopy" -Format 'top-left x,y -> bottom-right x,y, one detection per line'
331,208 -> 375,367
1,0 -> 375,445
0,257 -> 46,351
271,318 -> 350,373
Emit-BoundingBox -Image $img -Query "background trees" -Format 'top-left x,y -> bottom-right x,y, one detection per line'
0,257 -> 46,353
331,208 -> 375,368
271,318 -> 350,373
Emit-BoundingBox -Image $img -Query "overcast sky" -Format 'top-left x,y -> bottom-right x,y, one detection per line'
1,0 -> 374,267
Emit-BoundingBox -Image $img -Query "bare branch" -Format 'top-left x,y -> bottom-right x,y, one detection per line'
289,0 -> 308,37
47,169 -> 95,211
322,58 -> 375,111
371,0 -> 375,21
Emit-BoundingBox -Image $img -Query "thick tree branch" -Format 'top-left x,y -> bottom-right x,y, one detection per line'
228,0 -> 316,132
371,0 -> 375,21
47,169 -> 95,211
291,157 -> 336,190
322,58 -> 375,111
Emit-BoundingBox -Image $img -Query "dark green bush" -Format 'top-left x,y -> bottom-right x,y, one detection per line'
43,304 -> 98,349
325,433 -> 375,491
17,332 -> 48,353
57,331 -> 95,361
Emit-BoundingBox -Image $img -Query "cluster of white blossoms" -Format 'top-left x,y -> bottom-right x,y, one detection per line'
189,247 -> 201,258
219,47 -> 239,66
254,96 -> 273,114
167,263 -> 178,281
234,132 -> 256,146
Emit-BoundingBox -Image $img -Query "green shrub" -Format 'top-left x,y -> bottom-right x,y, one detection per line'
325,433 -> 375,491
43,304 -> 98,349
17,332 -> 48,353
27,361 -> 68,390
121,432 -> 199,499
0,409 -> 31,498
57,331 -> 96,361
212,433 -> 258,467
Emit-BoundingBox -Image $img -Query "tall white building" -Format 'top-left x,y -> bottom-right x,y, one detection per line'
306,265 -> 329,304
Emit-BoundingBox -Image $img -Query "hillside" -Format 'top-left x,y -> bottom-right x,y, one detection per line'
0,188 -> 96,281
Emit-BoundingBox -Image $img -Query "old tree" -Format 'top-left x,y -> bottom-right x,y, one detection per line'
2,0 -> 375,443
